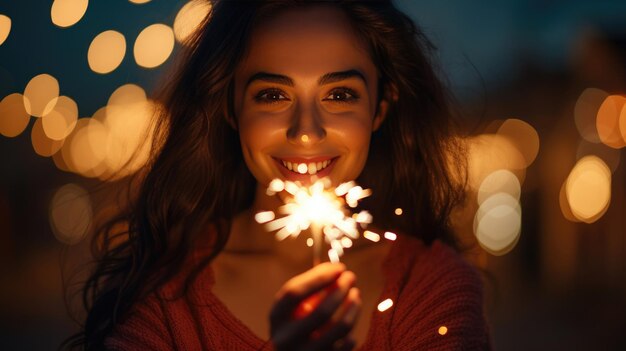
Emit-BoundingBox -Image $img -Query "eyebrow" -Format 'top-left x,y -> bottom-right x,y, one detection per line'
245,69 -> 367,88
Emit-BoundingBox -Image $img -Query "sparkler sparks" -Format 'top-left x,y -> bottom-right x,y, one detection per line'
256,177 -> 373,264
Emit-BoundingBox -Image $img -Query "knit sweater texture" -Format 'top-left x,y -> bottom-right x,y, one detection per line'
105,234 -> 491,350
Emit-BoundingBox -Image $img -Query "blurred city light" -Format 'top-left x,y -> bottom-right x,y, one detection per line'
173,0 -> 212,44
565,155 -> 611,223
0,14 -> 11,45
496,118 -> 540,167
88,30 -> 127,74
50,0 -> 89,28
0,93 -> 30,137
23,74 -> 60,117
134,24 -> 175,69
574,87 -> 608,143
49,183 -> 92,245
42,95 -> 78,141
596,95 -> 626,149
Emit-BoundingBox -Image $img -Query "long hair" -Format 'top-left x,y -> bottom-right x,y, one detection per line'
62,0 -> 466,349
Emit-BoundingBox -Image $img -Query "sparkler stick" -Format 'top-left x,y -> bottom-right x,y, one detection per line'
255,177 -> 373,266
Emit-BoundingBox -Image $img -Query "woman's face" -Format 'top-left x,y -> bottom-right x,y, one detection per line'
234,5 -> 387,189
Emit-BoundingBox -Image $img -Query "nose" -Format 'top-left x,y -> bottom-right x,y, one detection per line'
286,103 -> 326,146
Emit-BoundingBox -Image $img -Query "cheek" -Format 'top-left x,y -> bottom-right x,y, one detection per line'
238,115 -> 284,182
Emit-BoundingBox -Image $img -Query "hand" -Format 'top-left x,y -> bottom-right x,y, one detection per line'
270,262 -> 361,351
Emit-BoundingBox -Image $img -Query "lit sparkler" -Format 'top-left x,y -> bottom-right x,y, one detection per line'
255,177 -> 373,265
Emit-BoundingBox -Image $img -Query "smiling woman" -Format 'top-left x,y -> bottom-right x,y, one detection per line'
62,1 -> 491,350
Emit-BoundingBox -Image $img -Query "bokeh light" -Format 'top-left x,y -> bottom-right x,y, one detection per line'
31,118 -> 64,157
50,0 -> 89,28
173,0 -> 211,44
474,192 -> 522,255
42,96 -> 78,141
496,118 -> 540,167
0,14 -> 11,46
49,183 -> 92,245
107,83 -> 146,106
23,74 -> 60,117
88,30 -> 126,74
467,134 -> 526,191
477,169 -> 521,205
565,155 -> 611,223
576,140 -> 620,173
128,0 -> 152,4
559,181 -> 579,223
67,118 -> 109,178
596,95 -> 626,149
574,87 -> 608,143
620,103 -> 626,145
0,93 -> 31,137
134,24 -> 175,69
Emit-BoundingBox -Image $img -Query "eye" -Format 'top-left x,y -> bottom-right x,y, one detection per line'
254,89 -> 289,104
323,88 -> 359,103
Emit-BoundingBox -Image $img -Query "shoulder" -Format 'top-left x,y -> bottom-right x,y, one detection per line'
388,236 -> 492,349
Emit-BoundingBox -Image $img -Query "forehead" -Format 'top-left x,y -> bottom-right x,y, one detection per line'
237,6 -> 376,81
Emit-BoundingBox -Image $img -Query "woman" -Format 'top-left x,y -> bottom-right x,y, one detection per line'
64,0 -> 491,350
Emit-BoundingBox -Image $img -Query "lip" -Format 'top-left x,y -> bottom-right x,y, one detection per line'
272,156 -> 339,183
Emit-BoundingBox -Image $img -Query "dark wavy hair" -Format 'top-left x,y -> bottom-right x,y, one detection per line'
62,0 -> 467,349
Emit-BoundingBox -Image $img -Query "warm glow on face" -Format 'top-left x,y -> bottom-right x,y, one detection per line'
134,23 -> 175,68
88,30 -> 126,74
49,183 -> 92,245
377,298 -> 393,312
31,118 -> 64,157
0,93 -> 30,137
173,0 -> 211,44
23,74 -> 60,117
474,192 -> 521,255
496,118 -> 540,167
575,87 -> 608,143
0,14 -> 11,45
42,95 -> 78,140
596,95 -> 626,149
565,155 -> 611,223
51,0 -> 89,28
477,169 -> 521,205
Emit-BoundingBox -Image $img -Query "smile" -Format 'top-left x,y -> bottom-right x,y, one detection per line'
281,159 -> 333,175
273,156 -> 338,177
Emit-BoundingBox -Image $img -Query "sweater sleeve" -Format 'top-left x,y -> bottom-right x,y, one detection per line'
104,295 -> 174,351
392,243 -> 492,351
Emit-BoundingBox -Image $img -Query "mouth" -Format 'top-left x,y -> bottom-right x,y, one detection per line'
272,156 -> 338,180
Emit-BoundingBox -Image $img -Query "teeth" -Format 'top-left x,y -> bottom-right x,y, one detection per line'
280,159 -> 333,175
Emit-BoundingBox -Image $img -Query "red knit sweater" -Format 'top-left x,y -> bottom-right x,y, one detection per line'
105,234 -> 491,350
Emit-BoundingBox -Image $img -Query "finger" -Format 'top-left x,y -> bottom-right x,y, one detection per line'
271,262 -> 345,325
296,271 -> 356,333
272,272 -> 356,348
304,287 -> 361,351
